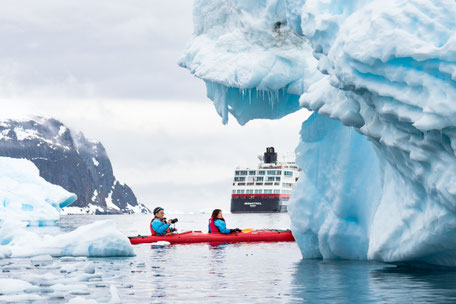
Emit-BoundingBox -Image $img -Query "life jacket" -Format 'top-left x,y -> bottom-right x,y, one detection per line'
150,218 -> 171,236
208,218 -> 221,234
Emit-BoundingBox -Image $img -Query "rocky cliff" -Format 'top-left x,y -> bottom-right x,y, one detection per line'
0,117 -> 150,214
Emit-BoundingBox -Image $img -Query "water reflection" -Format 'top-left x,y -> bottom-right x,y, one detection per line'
289,260 -> 377,303
149,246 -> 172,300
369,266 -> 456,303
290,260 -> 456,304
209,244 -> 228,291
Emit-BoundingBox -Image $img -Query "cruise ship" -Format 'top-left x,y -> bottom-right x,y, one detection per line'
231,147 -> 301,213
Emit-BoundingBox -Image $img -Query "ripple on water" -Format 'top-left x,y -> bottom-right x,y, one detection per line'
1,214 -> 456,303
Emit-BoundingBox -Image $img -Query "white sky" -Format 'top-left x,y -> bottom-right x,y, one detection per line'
0,0 -> 310,211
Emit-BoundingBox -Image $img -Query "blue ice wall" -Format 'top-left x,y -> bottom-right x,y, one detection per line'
181,0 -> 456,267
288,113 -> 381,260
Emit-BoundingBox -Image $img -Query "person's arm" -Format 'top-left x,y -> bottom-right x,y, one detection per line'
214,220 -> 231,234
152,220 -> 170,235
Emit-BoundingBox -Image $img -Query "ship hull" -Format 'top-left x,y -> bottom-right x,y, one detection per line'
230,196 -> 288,213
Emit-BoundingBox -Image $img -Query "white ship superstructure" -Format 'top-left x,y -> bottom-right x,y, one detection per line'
231,147 -> 301,213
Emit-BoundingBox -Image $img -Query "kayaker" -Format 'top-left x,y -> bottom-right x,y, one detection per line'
151,207 -> 177,235
208,209 -> 241,234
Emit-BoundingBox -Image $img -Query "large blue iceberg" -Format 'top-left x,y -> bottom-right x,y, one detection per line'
180,0 -> 456,267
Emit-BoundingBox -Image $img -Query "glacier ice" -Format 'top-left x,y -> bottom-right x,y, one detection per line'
0,156 -> 133,258
0,219 -> 134,258
181,0 -> 456,266
0,157 -> 77,226
178,0 -> 322,125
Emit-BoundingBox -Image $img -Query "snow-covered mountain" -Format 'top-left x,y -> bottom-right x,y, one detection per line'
0,117 -> 150,214
181,0 -> 456,267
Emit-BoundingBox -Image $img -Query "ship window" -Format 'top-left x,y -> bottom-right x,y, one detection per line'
255,183 -> 263,186
240,190 -> 245,194
247,183 -> 254,186
239,170 -> 248,175
275,177 -> 281,181
247,177 -> 254,182
249,170 -> 256,175
234,177 -> 245,182
236,190 -> 241,194
258,170 -> 265,175
265,182 -> 273,186
267,177 -> 275,181
274,182 -> 280,186
276,170 -> 282,175
235,171 -> 240,176
264,189 -> 272,194
274,190 -> 280,194
283,183 -> 293,188
238,183 -> 245,186
232,190 -> 236,194
255,189 -> 262,194
284,171 -> 293,176
256,177 -> 264,182
246,189 -> 254,194
267,170 -> 275,175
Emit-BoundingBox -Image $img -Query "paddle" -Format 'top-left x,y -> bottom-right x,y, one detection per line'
241,228 -> 253,233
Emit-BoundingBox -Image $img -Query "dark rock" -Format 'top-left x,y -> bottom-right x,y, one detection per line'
0,117 -> 150,214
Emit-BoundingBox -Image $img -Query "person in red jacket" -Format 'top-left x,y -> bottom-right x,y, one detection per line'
208,209 -> 241,234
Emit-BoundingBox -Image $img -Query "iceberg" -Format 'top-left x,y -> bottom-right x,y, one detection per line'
178,0 -> 322,125
0,219 -> 134,258
0,157 -> 133,258
0,157 -> 77,226
181,0 -> 456,266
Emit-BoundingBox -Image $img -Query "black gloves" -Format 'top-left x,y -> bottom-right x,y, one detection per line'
231,228 -> 242,233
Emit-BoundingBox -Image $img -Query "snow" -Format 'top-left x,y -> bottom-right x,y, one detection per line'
58,125 -> 67,136
91,189 -> 99,202
0,129 -> 11,141
14,126 -> 39,141
0,157 -> 77,226
92,157 -> 99,167
0,118 -> 72,150
181,0 -> 456,267
61,205 -> 104,215
105,191 -> 120,211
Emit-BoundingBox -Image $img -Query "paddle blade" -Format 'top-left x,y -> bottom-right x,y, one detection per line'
241,228 -> 253,233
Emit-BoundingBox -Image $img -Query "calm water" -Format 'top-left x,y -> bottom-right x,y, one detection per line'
2,213 -> 456,303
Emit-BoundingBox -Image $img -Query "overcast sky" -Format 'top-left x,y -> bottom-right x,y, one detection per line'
0,0 -> 310,212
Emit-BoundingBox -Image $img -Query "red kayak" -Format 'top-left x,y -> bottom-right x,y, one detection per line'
128,229 -> 295,245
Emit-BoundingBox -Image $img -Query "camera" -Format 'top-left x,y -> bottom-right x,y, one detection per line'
169,218 -> 178,224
